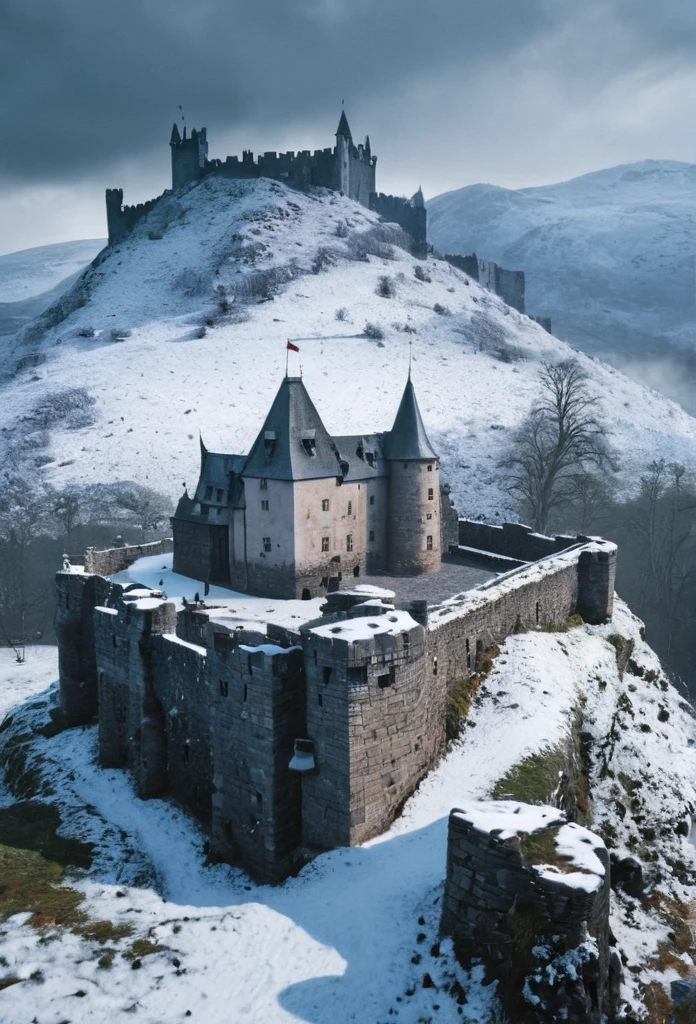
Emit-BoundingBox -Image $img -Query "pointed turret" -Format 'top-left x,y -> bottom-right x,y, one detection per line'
385,378 -> 438,461
242,377 -> 341,481
385,377 -> 441,574
170,122 -> 181,146
336,110 -> 352,139
412,186 -> 425,208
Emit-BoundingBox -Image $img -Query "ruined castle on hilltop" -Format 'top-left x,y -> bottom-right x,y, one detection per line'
105,110 -> 427,251
55,370 -> 617,885
172,373 -> 450,598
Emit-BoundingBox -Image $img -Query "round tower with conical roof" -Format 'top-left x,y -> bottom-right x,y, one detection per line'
385,376 -> 441,574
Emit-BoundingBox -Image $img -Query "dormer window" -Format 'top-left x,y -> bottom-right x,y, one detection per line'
216,488 -> 224,502
301,429 -> 316,456
260,478 -> 268,490
204,485 -> 213,499
365,452 -> 374,468
264,430 -> 276,460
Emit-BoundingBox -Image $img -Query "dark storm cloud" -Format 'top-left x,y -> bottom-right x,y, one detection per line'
0,0 -> 695,187
0,0 -> 614,182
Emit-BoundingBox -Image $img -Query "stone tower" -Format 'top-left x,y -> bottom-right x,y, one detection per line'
335,110 -> 352,195
170,124 -> 209,191
385,376 -> 441,573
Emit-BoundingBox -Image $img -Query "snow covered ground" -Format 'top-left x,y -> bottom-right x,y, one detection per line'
2,176 -> 696,523
1,599 -> 694,1021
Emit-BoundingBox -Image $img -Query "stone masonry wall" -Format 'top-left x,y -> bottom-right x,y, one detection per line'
440,809 -> 619,1022
151,635 -> 212,825
301,619 -> 440,849
208,630 -> 305,883
55,572 -> 112,724
84,538 -> 173,577
458,520 -> 576,562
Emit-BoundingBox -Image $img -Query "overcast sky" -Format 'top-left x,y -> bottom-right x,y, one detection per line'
1,0 -> 695,254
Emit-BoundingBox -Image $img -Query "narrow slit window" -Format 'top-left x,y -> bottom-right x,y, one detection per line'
369,530 -> 375,542
347,501 -> 352,516
321,537 -> 330,553
219,679 -> 229,697
323,666 -> 332,685
426,535 -> 433,550
346,534 -> 353,552
263,537 -> 272,553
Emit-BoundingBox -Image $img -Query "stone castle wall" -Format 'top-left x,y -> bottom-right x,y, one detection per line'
80,537 -> 173,576
458,519 -> 576,562
370,192 -> 427,250
54,530 -> 616,884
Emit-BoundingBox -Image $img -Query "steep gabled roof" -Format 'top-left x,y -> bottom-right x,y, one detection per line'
384,379 -> 438,461
336,110 -> 352,139
242,377 -> 343,481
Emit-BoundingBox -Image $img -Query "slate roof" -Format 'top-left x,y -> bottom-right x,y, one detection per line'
242,377 -> 345,481
332,433 -> 389,480
384,379 -> 438,461
336,111 -> 352,139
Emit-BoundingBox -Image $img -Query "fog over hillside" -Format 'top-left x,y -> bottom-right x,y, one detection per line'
428,160 -> 696,411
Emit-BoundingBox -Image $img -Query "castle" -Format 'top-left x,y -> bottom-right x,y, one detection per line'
105,111 -> 427,252
171,373 -> 447,599
55,372 -> 617,884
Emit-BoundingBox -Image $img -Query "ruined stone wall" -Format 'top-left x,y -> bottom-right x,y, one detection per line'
370,193 -> 427,249
440,810 -> 618,1022
55,571 -> 112,724
105,189 -> 167,246
151,634 -> 212,824
458,520 -> 576,562
208,630 -> 305,883
84,538 -> 173,577
301,620 -> 441,848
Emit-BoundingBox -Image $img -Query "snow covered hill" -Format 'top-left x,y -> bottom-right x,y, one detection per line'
1,600 -> 694,1021
427,160 -> 696,391
3,175 -> 696,521
0,239 -> 105,303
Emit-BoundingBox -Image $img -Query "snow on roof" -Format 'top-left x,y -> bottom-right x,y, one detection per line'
309,608 -> 419,642
350,584 -> 397,599
95,605 -> 118,616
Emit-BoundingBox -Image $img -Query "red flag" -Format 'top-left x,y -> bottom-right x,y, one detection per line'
286,340 -> 299,352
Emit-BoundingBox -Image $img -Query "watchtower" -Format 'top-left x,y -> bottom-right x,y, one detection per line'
170,124 -> 209,191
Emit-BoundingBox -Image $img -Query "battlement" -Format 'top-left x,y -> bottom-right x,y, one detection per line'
105,189 -> 168,246
369,191 -> 427,254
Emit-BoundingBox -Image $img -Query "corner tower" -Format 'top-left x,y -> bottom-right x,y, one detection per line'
385,377 -> 441,574
170,124 -> 208,191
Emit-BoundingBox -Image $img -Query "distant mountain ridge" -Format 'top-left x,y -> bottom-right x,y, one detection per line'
428,160 -> 696,373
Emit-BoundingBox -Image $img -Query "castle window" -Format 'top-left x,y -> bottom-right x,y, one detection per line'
217,488 -> 224,502
347,501 -> 352,516
427,513 -> 432,520
378,667 -> 396,688
426,535 -> 433,550
433,656 -> 438,676
243,684 -> 248,701
369,530 -> 375,542
318,692 -> 323,707
183,743 -> 190,763
466,639 -> 471,669
201,505 -> 209,518
302,431 -> 317,456
321,537 -> 330,553
255,792 -> 263,809
261,500 -> 269,511
219,679 -> 229,697
263,537 -> 272,553
323,667 -> 332,685
365,452 -> 374,467
536,601 -> 540,624
369,495 -> 375,506
112,635 -> 117,649
322,499 -> 330,512
346,534 -> 353,552
427,464 -> 433,472
428,488 -> 434,500
65,594 -> 70,610
260,478 -> 268,490
204,485 -> 213,499
403,463 -> 408,469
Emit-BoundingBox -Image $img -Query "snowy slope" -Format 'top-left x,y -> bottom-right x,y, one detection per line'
427,160 -> 696,361
0,600 -> 694,1021
0,239 -> 105,302
3,176 -> 696,522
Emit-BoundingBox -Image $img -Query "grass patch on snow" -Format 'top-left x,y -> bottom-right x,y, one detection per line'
493,745 -> 567,804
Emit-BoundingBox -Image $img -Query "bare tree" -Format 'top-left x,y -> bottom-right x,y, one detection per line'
49,485 -> 86,552
502,360 -> 616,533
109,482 -> 173,539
